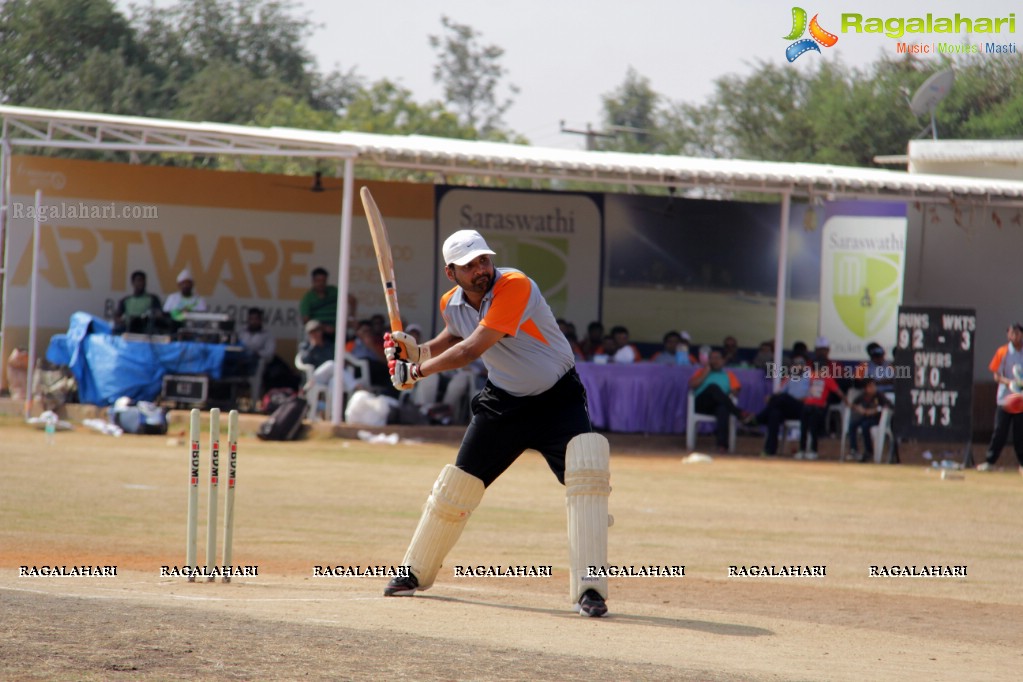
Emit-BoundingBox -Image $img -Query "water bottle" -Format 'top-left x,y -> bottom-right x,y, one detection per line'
44,413 -> 57,446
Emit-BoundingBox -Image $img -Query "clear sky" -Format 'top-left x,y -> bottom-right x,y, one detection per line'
294,0 -> 1017,148
294,0 -> 1014,147
116,0 -> 1018,148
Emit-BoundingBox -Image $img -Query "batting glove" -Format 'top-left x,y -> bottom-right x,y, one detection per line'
389,359 -> 423,391
384,331 -> 429,364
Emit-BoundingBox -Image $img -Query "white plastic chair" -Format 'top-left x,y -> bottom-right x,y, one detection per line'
779,418 -> 803,455
840,405 -> 894,463
686,390 -> 737,452
294,353 -> 328,422
294,354 -> 371,422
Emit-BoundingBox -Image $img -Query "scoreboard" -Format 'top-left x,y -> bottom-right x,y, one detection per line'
892,306 -> 976,442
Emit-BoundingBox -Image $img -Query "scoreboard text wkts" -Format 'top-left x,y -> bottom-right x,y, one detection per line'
892,306 -> 976,445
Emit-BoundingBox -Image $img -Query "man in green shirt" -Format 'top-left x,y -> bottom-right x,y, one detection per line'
299,267 -> 338,340
113,270 -> 163,334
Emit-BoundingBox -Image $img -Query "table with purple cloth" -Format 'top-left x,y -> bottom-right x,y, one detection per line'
576,363 -> 773,435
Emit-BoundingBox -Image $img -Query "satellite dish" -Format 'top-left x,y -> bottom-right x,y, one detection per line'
909,69 -> 955,140
910,69 -> 955,117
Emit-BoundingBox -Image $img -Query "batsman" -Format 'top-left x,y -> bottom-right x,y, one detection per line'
383,229 -> 612,617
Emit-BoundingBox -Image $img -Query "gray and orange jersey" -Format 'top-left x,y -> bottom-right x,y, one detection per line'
440,268 -> 574,397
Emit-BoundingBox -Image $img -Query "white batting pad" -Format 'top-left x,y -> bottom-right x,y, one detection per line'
565,433 -> 611,603
402,464 -> 486,590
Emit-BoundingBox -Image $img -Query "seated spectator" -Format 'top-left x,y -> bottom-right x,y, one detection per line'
847,378 -> 891,462
812,335 -> 846,434
752,340 -> 774,370
798,364 -> 848,460
720,335 -> 741,366
405,323 -> 476,424
113,270 -> 163,334
580,321 -> 605,361
557,318 -> 585,361
236,307 -> 276,403
812,336 -> 843,383
593,334 -> 616,364
299,319 -> 334,370
298,319 -> 361,400
163,269 -> 208,323
369,313 -> 387,340
351,319 -> 386,363
788,340 -> 809,363
351,318 -> 396,393
609,325 -> 641,363
855,342 -> 895,393
754,353 -> 810,456
688,349 -> 751,453
651,331 -> 695,365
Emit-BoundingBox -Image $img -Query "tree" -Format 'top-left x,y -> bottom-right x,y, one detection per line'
129,0 -> 326,122
0,0 -> 150,109
596,68 -> 662,153
340,79 -> 473,138
172,59 -> 293,123
429,16 -> 518,138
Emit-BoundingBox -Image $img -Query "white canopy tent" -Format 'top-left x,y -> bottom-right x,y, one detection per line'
4,104 -> 1023,422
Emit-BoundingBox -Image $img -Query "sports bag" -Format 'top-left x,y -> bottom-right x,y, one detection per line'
257,396 -> 307,441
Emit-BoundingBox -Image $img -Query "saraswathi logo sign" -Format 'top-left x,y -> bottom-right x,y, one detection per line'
819,216 -> 907,361
435,187 -> 602,330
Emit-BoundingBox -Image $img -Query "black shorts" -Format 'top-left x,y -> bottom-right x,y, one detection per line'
454,368 -> 592,487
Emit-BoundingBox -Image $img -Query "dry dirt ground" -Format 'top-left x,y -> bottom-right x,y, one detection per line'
1,413 -> 1021,681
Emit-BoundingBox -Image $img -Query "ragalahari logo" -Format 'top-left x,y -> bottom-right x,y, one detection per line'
784,7 -> 839,62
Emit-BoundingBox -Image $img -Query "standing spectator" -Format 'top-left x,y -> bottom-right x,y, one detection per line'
977,322 -> 1023,473
798,365 -> 847,460
847,378 -> 891,463
299,267 -> 339,340
163,269 -> 208,322
688,349 -> 751,453
237,307 -> 276,403
113,270 -> 163,334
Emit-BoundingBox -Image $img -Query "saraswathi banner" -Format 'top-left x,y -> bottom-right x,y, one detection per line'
819,208 -> 908,361
434,187 -> 603,332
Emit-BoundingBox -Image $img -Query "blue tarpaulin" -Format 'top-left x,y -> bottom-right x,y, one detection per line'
46,312 -> 225,405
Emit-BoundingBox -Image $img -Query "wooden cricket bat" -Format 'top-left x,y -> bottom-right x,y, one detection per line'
360,186 -> 403,334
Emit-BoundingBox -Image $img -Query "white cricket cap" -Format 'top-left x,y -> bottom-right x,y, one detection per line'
442,230 -> 496,266
680,331 -> 692,342
815,336 -> 830,348
176,268 -> 193,284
